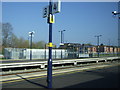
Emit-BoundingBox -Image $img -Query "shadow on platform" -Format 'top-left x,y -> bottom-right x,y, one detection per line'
16,74 -> 48,88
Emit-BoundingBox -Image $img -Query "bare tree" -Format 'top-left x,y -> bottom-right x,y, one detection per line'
2,23 -> 13,47
2,23 -> 49,49
10,33 -> 19,48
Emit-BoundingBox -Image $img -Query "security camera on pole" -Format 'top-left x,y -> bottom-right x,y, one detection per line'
43,0 -> 61,88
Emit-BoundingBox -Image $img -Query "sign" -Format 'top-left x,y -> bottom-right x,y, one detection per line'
49,14 -> 55,23
43,6 -> 49,18
52,0 -> 61,14
46,43 -> 56,47
48,42 -> 53,47
43,0 -> 61,18
60,43 -> 64,46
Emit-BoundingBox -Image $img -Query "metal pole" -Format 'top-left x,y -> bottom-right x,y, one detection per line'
118,1 -> 120,56
59,30 -> 65,44
97,36 -> 99,57
61,31 -> 63,59
45,44 -> 46,60
61,31 -> 62,43
112,2 -> 120,55
95,35 -> 102,57
30,33 -> 32,60
62,31 -> 64,43
47,0 -> 52,88
118,1 -> 120,47
62,30 -> 65,43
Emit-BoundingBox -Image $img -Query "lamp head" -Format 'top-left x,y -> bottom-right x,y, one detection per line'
112,11 -> 118,15
32,31 -> 35,34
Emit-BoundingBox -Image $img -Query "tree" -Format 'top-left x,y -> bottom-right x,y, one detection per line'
35,41 -> 46,49
2,23 -> 13,47
10,33 -> 19,48
2,23 -> 48,49
17,37 -> 29,48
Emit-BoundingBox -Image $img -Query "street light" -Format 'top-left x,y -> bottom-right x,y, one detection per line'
112,11 -> 120,18
29,31 -> 35,60
59,30 -> 66,59
59,30 -> 66,45
112,1 -> 120,50
112,11 -> 120,16
95,35 -> 102,57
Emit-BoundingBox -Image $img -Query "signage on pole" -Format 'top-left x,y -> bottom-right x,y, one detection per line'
49,14 -> 55,23
43,0 -> 61,18
43,6 -> 49,18
42,0 -> 61,88
60,43 -> 64,46
52,0 -> 61,14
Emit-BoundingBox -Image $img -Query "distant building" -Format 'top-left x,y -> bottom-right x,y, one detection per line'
59,43 -> 82,58
87,44 -> 120,54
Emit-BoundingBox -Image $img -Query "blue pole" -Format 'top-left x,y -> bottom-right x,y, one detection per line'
47,0 -> 52,88
118,1 -> 120,47
97,36 -> 99,57
30,33 -> 32,60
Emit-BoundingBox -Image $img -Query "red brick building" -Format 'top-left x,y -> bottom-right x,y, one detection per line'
88,45 -> 120,54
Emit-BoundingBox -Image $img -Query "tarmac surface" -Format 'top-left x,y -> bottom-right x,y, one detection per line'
1,62 -> 120,89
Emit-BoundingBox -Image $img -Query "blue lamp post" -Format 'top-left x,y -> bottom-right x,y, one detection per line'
29,31 -> 35,60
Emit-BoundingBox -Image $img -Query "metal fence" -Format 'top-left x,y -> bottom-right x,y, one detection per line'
4,48 -> 68,59
4,48 -> 120,60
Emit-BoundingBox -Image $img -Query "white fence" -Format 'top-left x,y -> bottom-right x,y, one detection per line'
4,48 -> 68,59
